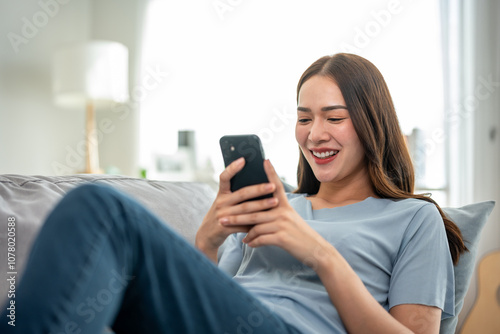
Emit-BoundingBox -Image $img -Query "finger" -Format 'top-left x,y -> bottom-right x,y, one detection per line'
224,182 -> 276,206
219,157 -> 245,193
221,224 -> 252,236
243,222 -> 280,244
245,233 -> 282,248
220,205 -> 278,226
263,159 -> 288,202
211,181 -> 276,223
221,194 -> 278,217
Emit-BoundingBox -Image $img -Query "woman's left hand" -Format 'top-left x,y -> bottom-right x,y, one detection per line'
220,159 -> 333,268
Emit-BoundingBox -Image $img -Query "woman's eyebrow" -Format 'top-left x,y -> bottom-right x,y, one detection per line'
297,105 -> 348,112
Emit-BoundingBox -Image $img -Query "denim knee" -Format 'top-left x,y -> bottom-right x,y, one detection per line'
42,183 -> 131,239
63,183 -> 122,208
60,183 -> 130,218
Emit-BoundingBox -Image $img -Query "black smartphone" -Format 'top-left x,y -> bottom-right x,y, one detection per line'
219,134 -> 272,201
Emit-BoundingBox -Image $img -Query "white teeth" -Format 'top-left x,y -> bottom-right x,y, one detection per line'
312,150 -> 338,159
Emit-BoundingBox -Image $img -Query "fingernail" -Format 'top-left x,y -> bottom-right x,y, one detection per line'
265,183 -> 274,191
267,197 -> 277,205
265,159 -> 273,170
219,217 -> 229,225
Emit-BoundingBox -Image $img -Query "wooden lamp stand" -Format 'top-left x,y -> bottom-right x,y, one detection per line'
85,101 -> 104,174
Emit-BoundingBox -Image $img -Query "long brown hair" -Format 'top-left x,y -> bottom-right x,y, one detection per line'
295,53 -> 467,264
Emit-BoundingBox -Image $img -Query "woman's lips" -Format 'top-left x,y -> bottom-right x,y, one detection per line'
310,149 -> 338,165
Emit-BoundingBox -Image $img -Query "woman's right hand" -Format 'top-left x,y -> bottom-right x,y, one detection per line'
195,157 -> 278,262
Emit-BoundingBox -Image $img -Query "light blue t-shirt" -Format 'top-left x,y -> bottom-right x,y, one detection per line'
218,194 -> 455,333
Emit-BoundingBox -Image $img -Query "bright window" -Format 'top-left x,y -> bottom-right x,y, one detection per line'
140,0 -> 448,203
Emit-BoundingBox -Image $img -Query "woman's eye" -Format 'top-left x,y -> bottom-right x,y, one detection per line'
328,118 -> 345,122
297,119 -> 311,124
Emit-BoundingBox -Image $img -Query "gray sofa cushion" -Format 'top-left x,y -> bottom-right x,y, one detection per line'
0,174 -> 216,306
440,201 -> 495,333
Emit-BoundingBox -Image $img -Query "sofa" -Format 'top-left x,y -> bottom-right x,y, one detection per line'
0,174 -> 495,333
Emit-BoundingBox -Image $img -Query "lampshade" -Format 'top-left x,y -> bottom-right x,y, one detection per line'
52,40 -> 129,107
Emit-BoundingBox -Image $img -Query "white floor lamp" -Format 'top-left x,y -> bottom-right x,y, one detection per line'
52,40 -> 129,174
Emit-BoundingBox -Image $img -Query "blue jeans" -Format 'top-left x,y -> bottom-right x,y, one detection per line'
0,184 -> 301,334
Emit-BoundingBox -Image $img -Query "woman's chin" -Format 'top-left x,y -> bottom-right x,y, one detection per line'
312,173 -> 337,184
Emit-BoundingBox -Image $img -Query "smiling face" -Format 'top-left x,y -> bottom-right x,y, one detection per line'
295,75 -> 369,188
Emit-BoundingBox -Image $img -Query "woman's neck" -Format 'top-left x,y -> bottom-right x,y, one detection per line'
311,169 -> 377,208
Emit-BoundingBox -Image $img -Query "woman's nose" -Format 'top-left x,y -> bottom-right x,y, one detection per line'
309,120 -> 330,143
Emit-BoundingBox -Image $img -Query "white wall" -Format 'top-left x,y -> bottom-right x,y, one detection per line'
0,0 -> 91,175
472,0 -> 500,257
0,0 -> 145,176
89,0 -> 146,177
459,0 -> 500,331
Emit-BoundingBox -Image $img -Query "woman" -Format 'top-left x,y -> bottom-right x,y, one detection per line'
198,54 -> 465,333
1,53 -> 466,334
199,53 -> 466,333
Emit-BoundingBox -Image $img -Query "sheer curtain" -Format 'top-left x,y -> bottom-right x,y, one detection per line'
440,0 -> 475,208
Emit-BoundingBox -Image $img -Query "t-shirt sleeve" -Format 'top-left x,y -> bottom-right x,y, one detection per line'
389,203 -> 455,319
217,233 -> 245,276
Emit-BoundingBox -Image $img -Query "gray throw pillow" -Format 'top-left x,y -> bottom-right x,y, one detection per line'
440,201 -> 496,334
